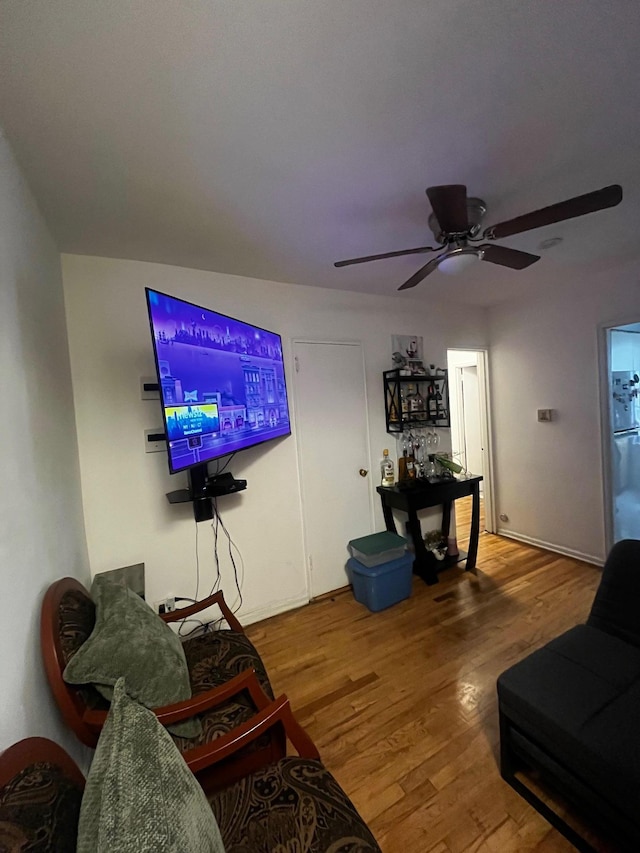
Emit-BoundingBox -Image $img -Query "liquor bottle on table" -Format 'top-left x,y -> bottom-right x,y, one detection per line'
380,449 -> 395,487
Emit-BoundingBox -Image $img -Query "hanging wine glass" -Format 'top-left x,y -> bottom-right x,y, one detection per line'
418,432 -> 427,477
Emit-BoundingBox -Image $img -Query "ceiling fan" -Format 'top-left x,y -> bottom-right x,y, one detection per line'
334,183 -> 623,291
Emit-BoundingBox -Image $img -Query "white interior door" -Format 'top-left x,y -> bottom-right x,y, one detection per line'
460,366 -> 484,486
293,341 -> 374,598
447,348 -> 495,533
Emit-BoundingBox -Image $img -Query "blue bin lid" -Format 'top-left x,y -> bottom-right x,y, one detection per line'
348,531 -> 406,555
347,553 -> 413,577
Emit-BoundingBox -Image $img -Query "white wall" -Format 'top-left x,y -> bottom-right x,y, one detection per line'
0,129 -> 89,756
62,254 -> 488,621
488,260 -> 640,564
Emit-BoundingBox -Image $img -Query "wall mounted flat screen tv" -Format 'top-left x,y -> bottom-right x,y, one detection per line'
145,288 -> 291,474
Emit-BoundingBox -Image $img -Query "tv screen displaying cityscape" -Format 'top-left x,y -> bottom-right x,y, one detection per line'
145,288 -> 291,474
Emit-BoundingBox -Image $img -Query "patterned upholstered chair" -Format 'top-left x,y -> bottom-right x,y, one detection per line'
40,577 -> 282,790
0,737 -> 85,852
0,703 -> 382,853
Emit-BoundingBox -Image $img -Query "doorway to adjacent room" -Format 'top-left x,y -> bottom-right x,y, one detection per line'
447,349 -> 495,533
600,322 -> 640,550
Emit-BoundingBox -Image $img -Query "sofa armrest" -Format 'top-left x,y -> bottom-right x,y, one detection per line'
186,694 -> 321,774
159,589 -> 244,634
82,667 -> 269,731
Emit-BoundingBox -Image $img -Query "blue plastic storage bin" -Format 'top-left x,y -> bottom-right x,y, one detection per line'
347,552 -> 413,612
348,531 -> 407,567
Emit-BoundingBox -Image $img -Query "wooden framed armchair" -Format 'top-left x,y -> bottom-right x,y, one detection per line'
0,698 -> 381,852
40,577 -> 282,788
0,737 -> 85,851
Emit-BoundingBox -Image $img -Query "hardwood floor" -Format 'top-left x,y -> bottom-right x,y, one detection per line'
246,501 -> 608,852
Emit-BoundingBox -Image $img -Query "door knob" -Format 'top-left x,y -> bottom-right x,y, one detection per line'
359,468 -> 368,477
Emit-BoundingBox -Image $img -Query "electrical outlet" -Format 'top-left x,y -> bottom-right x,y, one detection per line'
155,597 -> 176,615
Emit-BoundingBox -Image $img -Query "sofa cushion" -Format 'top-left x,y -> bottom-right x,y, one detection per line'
63,576 -> 200,738
183,630 -> 274,700
209,756 -> 381,852
0,759 -> 83,852
588,538 -> 640,647
498,623 -> 640,820
169,629 -> 275,754
77,678 -> 225,853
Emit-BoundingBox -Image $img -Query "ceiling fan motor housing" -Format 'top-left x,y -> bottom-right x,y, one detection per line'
429,197 -> 486,243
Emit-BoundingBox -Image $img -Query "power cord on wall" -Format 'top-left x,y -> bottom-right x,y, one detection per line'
177,454 -> 244,636
210,496 -> 244,613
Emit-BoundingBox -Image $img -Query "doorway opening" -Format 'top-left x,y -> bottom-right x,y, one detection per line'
600,322 -> 640,549
447,349 -> 495,534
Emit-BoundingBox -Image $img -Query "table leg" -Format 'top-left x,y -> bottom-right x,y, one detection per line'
441,500 -> 452,539
381,500 -> 397,534
407,509 -> 439,585
466,481 -> 480,573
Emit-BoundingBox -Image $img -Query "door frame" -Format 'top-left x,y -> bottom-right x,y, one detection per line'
597,316 -> 640,554
290,338 -> 375,600
447,348 -> 496,533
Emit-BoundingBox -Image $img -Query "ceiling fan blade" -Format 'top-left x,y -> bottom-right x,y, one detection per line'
426,185 -> 469,233
334,245 -> 437,267
478,244 -> 540,269
397,257 -> 442,290
485,184 -> 623,240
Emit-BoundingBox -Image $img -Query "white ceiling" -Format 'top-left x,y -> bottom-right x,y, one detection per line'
1,0 -> 638,306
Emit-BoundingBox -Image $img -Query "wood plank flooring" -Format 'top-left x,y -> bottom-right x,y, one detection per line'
246,500 -> 609,852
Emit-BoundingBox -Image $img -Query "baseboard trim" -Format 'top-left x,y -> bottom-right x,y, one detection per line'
239,593 -> 309,627
495,529 -> 604,567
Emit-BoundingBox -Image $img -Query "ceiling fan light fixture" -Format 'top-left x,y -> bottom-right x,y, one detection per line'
437,251 -> 479,275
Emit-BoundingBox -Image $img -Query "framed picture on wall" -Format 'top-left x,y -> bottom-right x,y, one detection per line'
391,334 -> 423,371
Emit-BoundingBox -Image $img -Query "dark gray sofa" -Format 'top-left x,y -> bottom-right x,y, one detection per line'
497,539 -> 640,852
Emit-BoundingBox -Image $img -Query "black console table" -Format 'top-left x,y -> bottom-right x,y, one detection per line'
376,475 -> 483,585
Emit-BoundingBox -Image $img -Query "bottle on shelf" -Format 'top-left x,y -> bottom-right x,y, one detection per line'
427,384 -> 438,418
400,387 -> 409,419
435,388 -> 443,417
380,449 -> 395,487
409,384 -> 426,421
397,434 -> 408,481
405,431 -> 416,480
405,384 -> 415,421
